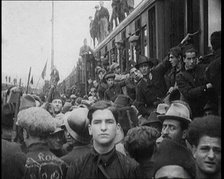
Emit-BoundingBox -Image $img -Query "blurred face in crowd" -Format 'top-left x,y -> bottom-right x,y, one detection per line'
93,80 -> 98,88
184,52 -> 197,70
155,165 -> 191,179
89,109 -> 118,148
130,67 -> 138,79
106,77 -> 114,87
98,71 -> 105,80
139,62 -> 150,76
161,119 -> 185,142
169,53 -> 181,68
48,130 -> 66,150
90,88 -> 96,96
114,66 -> 120,74
52,99 -> 63,114
193,136 -> 221,176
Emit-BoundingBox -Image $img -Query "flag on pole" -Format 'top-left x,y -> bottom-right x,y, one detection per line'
41,61 -> 47,79
30,76 -> 33,85
5,76 -> 8,82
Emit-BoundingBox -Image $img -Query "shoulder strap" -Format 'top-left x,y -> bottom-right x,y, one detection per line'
97,164 -> 111,179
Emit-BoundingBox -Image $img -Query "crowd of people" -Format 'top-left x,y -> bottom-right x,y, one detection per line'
2,30 -> 221,179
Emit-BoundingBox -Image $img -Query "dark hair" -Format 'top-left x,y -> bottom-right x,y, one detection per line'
210,31 -> 221,51
169,46 -> 182,58
183,47 -> 197,58
187,115 -> 221,146
124,126 -> 160,163
87,100 -> 118,123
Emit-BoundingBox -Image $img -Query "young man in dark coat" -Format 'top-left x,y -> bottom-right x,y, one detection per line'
66,100 -> 139,179
61,107 -> 92,165
135,55 -> 171,118
104,72 -> 126,102
176,47 -> 214,118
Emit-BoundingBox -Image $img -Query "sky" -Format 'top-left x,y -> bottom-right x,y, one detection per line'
2,0 -> 143,88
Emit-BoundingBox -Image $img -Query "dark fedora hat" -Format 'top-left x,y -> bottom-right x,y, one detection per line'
114,95 -> 133,110
135,55 -> 154,69
141,111 -> 162,126
158,101 -> 192,124
104,72 -> 115,80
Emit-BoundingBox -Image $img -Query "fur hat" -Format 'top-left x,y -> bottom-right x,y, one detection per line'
64,107 -> 91,144
153,139 -> 196,178
135,55 -> 154,69
19,94 -> 36,111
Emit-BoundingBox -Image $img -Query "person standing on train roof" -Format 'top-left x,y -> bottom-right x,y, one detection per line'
98,1 -> 110,41
79,38 -> 94,57
104,72 -> 126,102
135,55 -> 171,118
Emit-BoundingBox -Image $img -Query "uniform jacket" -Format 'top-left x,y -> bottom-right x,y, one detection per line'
136,59 -> 171,117
176,64 -> 209,117
61,144 -> 92,166
66,147 -> 139,179
104,81 -> 126,102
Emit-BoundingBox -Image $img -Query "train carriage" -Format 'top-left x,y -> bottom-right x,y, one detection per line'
60,0 -> 220,96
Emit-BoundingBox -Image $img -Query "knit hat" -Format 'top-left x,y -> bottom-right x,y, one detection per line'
17,107 -> 56,138
153,139 -> 196,178
64,107 -> 91,144
19,94 -> 36,111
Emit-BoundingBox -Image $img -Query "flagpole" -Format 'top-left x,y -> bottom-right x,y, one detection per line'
26,67 -> 32,94
51,1 -> 54,71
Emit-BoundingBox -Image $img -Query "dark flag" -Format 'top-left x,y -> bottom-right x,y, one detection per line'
41,61 -> 47,79
5,76 -> 8,82
9,76 -> 11,83
30,76 -> 34,85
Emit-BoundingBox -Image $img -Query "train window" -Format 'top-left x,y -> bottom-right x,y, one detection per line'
148,7 -> 156,58
143,26 -> 148,56
208,0 -> 221,47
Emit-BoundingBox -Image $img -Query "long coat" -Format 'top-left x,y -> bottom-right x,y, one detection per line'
135,59 -> 171,117
176,64 -> 209,117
